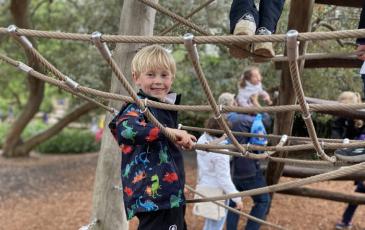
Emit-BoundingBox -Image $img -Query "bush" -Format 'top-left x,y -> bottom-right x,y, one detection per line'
37,128 -> 100,154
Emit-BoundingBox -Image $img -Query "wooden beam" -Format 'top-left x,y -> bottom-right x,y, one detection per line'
262,164 -> 365,181
278,187 -> 365,204
266,0 -> 315,187
275,58 -> 363,69
315,0 -> 363,8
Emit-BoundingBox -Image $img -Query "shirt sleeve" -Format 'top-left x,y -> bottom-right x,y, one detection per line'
109,105 -> 164,146
211,154 -> 241,204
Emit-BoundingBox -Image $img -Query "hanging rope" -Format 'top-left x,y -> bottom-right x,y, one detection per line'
286,30 -> 335,162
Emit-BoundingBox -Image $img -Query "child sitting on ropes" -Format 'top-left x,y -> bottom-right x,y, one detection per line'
236,66 -> 272,107
229,0 -> 285,60
109,45 -> 196,229
333,92 -> 365,163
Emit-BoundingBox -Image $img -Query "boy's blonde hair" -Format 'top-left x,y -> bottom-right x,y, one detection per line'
131,45 -> 176,78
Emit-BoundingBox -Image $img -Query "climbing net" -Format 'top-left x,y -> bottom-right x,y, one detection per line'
2,1 -> 365,229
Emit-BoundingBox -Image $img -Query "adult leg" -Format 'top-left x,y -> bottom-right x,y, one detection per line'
226,178 -> 245,230
341,182 -> 365,225
243,172 -> 270,230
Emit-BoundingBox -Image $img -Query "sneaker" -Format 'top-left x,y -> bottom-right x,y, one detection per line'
229,13 -> 256,59
334,147 -> 365,162
335,222 -> 353,229
253,27 -> 275,62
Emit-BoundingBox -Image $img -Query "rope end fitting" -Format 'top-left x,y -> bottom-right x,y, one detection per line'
183,33 -> 199,62
279,134 -> 288,145
17,62 -> 33,73
7,25 -> 17,33
286,30 -> 299,60
64,75 -> 79,90
7,25 -> 33,49
91,31 -> 112,59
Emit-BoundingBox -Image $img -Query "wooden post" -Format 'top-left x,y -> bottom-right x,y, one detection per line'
266,0 -> 315,187
90,1 -> 158,229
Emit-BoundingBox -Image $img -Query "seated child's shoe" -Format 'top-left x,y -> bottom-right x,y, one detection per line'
253,27 -> 275,62
229,13 -> 256,59
334,147 -> 365,163
335,222 -> 353,229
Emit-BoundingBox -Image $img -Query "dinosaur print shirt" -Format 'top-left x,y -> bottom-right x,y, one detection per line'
109,91 -> 185,220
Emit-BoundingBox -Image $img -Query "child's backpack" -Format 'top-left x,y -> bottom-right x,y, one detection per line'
249,113 -> 268,146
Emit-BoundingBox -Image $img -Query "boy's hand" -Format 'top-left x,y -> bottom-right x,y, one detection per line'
166,128 -> 197,150
235,201 -> 243,211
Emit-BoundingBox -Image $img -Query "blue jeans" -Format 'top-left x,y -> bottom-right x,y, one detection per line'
226,171 -> 270,230
342,181 -> 365,224
203,210 -> 227,230
229,0 -> 285,34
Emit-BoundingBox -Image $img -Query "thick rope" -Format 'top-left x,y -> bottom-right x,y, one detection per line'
2,27 -> 365,44
184,33 -> 248,155
187,162 -> 365,203
6,26 -> 114,114
286,30 -> 335,162
185,185 -> 287,230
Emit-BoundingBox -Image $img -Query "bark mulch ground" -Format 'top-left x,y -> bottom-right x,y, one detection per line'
0,151 -> 364,230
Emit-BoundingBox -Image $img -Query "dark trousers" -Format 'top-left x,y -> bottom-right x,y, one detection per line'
229,0 -> 285,34
226,171 -> 270,230
136,206 -> 187,230
342,181 -> 365,224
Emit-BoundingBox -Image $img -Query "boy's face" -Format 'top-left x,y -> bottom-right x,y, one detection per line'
133,68 -> 174,100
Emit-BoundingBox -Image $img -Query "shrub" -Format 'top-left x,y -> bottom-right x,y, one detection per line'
37,128 -> 100,154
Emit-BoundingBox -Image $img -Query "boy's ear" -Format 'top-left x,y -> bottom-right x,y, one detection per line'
132,72 -> 139,84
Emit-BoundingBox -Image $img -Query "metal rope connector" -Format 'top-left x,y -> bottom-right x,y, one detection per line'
177,123 -> 182,130
113,184 -> 123,192
286,30 -> 299,60
279,134 -> 288,145
79,218 -> 99,230
183,33 -> 199,62
64,75 -> 79,90
17,62 -> 33,73
91,31 -> 112,59
111,108 -> 119,116
7,25 -> 17,33
141,98 -> 148,113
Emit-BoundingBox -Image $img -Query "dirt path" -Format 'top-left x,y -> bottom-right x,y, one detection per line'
0,152 -> 364,230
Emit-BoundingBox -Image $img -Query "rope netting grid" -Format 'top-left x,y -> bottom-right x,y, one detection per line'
1,2 -> 365,227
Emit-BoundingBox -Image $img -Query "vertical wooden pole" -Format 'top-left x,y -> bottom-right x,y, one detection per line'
266,0 -> 315,186
90,1 -> 158,229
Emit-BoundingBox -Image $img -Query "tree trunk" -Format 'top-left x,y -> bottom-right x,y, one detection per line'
3,0 -> 45,157
14,102 -> 98,155
91,1 -> 158,229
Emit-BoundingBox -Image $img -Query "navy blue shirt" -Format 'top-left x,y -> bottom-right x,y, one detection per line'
226,112 -> 271,179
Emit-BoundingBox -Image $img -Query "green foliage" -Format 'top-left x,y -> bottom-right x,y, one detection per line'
20,119 -> 48,139
37,128 -> 100,154
0,122 -> 10,148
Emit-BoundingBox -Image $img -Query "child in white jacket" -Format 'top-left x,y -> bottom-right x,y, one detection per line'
195,117 -> 243,230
